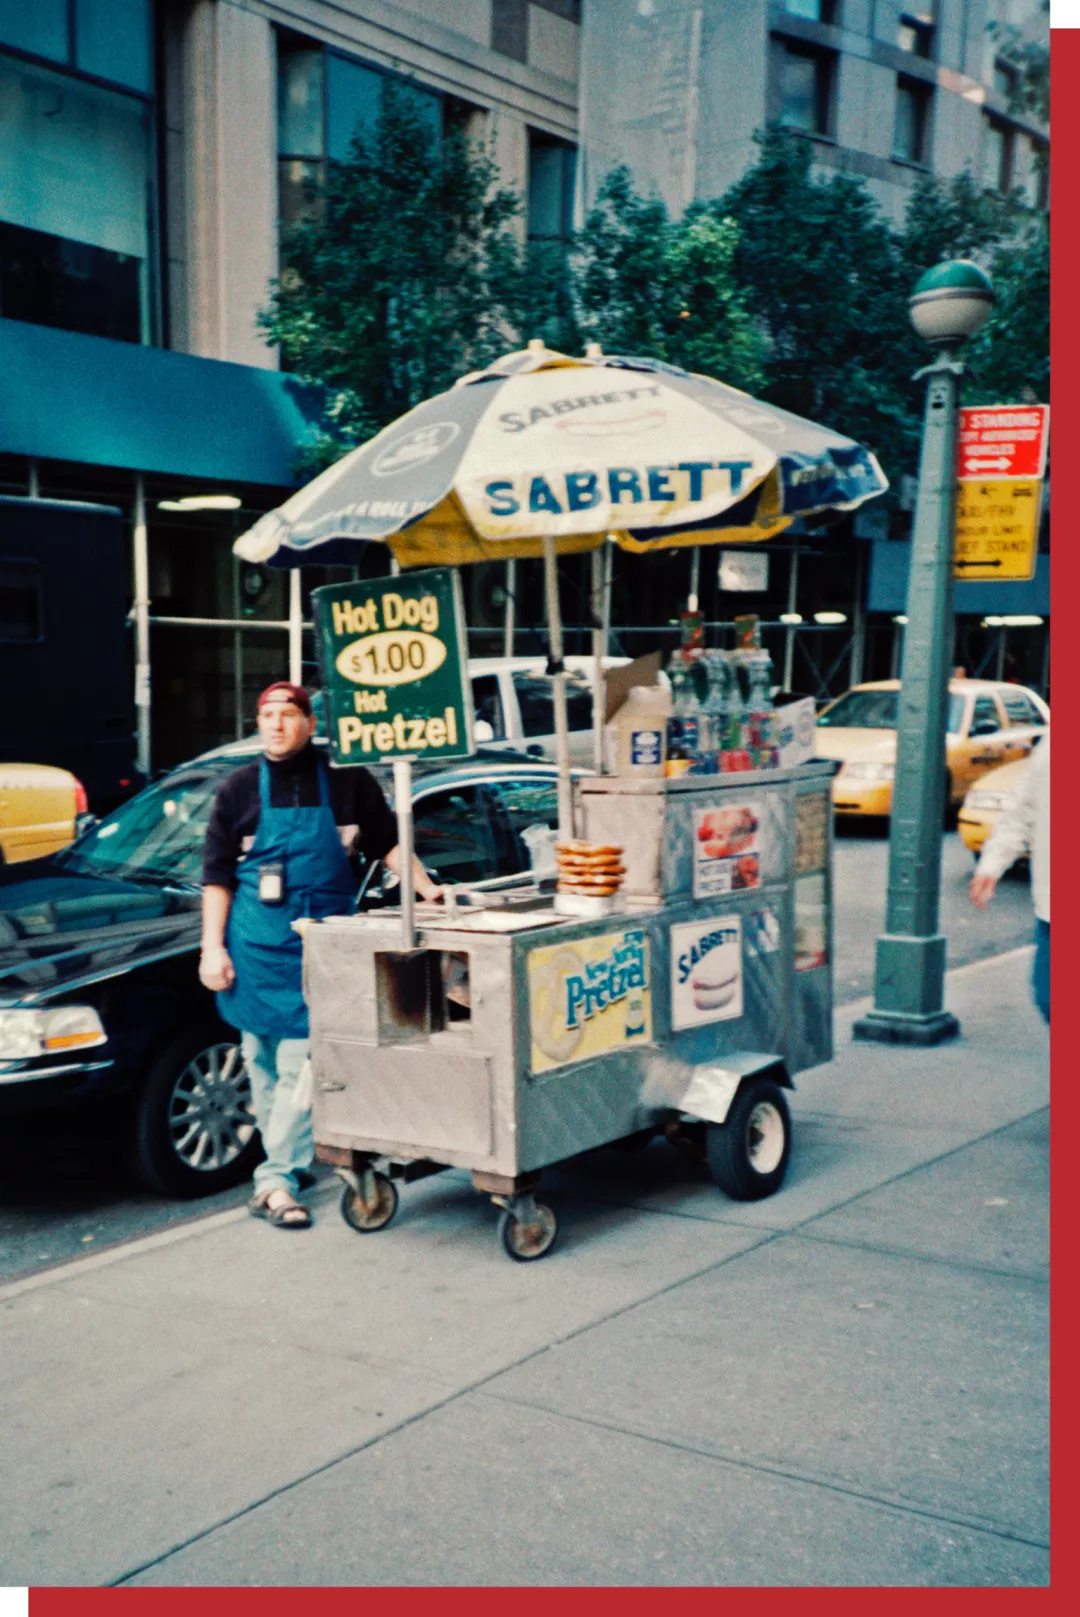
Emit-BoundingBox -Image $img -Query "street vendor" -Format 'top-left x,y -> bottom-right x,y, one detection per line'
199,681 -> 442,1230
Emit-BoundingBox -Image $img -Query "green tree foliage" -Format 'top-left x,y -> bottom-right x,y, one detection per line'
714,133 -> 918,471
260,87 -> 525,468
898,171 -> 1048,408
897,169 -> 1022,276
991,0 -> 1050,126
968,216 -> 1049,404
571,168 -> 765,389
263,105 -> 1048,488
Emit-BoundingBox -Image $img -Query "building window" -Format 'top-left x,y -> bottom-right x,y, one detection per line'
0,22 -> 157,345
1030,138 -> 1049,210
276,32 -> 443,225
897,11 -> 935,59
490,0 -> 586,60
277,41 -> 325,225
492,0 -> 528,63
783,1 -> 838,22
0,0 -> 152,93
776,42 -> 835,136
983,117 -> 1015,193
994,58 -> 1019,103
893,76 -> 932,165
528,132 -> 577,244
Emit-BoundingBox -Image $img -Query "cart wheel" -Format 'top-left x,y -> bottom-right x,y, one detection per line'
707,1079 -> 791,1202
499,1204 -> 558,1262
340,1173 -> 398,1233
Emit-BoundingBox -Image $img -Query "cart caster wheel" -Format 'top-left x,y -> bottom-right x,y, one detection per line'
499,1204 -> 558,1262
707,1079 -> 791,1202
340,1172 -> 398,1232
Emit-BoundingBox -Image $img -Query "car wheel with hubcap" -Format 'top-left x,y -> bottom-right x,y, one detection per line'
131,1023 -> 259,1197
706,1078 -> 792,1202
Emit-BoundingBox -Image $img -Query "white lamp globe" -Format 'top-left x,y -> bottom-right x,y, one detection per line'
909,260 -> 994,346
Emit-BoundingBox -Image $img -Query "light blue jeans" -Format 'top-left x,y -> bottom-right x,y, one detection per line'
241,1033 -> 313,1199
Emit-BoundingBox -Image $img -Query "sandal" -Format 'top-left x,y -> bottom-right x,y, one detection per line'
248,1189 -> 312,1231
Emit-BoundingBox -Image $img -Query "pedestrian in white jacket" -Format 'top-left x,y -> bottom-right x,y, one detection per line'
969,731 -> 1049,1021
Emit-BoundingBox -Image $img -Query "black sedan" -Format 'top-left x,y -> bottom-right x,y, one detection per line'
0,744 -> 563,1198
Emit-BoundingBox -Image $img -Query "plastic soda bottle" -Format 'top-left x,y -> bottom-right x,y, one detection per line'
721,655 -> 749,770
665,651 -> 700,777
744,650 -> 777,768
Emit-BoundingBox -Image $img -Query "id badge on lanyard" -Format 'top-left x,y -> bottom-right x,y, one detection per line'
258,863 -> 286,905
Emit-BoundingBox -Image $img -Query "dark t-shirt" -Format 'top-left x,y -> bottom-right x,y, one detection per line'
202,743 -> 397,891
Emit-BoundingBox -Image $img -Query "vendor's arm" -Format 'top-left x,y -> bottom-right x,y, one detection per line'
349,769 -> 442,902
199,769 -> 246,990
200,885 -> 236,990
385,845 -> 443,903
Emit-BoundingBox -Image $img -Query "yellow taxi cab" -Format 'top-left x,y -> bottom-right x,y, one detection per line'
0,762 -> 87,865
813,679 -> 1048,818
957,754 -> 1030,858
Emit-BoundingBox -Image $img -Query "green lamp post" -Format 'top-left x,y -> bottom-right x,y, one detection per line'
854,260 -> 994,1046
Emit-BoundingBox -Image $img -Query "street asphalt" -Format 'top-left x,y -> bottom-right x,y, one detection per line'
0,947 -> 1049,1588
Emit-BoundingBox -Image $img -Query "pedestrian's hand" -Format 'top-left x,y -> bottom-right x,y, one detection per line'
968,872 -> 998,911
199,946 -> 236,991
421,883 -> 445,904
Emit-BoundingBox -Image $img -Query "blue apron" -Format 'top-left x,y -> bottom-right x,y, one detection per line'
217,756 -> 357,1039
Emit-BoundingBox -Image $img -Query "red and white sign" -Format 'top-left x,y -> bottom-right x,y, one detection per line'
957,404 -> 1049,481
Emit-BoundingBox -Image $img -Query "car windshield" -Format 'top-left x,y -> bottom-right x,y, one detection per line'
819,690 -> 965,734
58,770 -> 223,884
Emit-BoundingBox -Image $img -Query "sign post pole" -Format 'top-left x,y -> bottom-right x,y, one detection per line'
854,351 -> 963,1046
854,261 -> 997,1047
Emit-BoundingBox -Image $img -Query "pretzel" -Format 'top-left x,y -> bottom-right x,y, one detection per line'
529,948 -> 586,1063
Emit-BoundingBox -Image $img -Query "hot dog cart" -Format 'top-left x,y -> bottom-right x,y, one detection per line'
305,759 -> 837,1260
233,340 -> 887,1260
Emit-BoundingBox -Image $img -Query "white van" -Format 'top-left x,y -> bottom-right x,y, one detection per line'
470,655 -> 631,762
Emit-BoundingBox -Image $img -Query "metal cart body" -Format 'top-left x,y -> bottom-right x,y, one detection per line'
305,762 -> 837,1256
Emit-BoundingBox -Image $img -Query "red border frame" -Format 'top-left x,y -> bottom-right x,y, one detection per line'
17,24 -> 1076,1614
1048,19 -> 1074,1609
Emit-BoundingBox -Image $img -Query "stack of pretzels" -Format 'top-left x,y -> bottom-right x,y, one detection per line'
554,840 -> 625,899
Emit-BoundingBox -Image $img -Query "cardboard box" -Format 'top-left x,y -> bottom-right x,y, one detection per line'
774,695 -> 816,769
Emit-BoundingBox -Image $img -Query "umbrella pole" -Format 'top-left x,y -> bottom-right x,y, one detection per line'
503,558 -> 516,659
688,545 -> 701,612
543,533 -> 574,840
591,542 -> 612,774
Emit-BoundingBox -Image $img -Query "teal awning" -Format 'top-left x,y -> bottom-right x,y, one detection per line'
0,318 -> 323,487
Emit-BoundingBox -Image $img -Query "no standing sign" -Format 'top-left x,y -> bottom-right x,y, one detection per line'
954,404 -> 1048,582
956,405 -> 1048,481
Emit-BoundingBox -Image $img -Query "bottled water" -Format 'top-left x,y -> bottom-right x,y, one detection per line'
699,650 -> 730,773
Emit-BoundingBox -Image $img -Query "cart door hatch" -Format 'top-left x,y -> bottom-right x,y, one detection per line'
315,1043 -> 494,1158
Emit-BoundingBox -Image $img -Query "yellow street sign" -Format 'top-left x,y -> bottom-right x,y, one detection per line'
954,479 -> 1041,582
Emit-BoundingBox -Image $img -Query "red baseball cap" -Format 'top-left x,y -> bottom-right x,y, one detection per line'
257,681 -> 313,716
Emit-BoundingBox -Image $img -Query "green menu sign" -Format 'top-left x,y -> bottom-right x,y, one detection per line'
312,568 -> 474,765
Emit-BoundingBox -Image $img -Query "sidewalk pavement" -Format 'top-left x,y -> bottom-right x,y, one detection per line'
0,949 -> 1048,1588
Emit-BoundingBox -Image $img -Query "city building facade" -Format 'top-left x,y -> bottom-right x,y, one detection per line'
0,2 -> 1048,778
